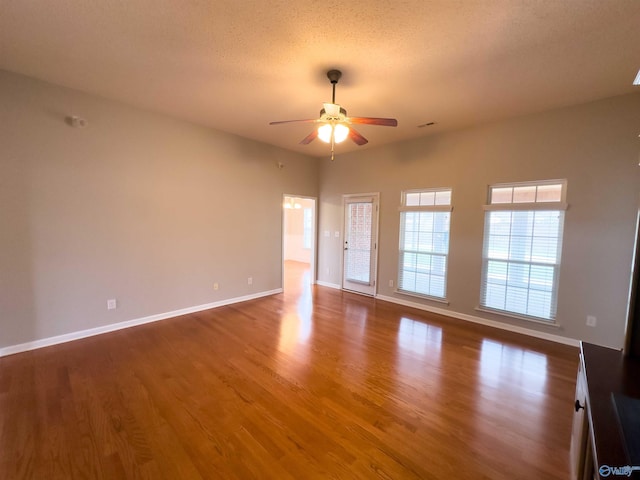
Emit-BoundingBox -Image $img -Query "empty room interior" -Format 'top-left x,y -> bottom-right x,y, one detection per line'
2,2 -> 640,479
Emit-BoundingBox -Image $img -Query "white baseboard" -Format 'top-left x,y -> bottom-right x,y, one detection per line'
375,294 -> 580,347
1,287 -> 578,357
0,289 -> 283,358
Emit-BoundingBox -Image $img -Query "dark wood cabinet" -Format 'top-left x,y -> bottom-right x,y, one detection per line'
570,352 -> 593,479
571,342 -> 640,479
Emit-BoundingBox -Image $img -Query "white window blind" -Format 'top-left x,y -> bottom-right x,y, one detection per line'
398,188 -> 452,299
480,181 -> 566,321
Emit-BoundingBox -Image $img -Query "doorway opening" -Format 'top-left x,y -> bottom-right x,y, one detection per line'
282,195 -> 317,296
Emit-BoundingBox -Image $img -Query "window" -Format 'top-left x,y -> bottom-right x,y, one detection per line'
398,188 -> 452,299
303,208 -> 312,249
480,180 -> 567,322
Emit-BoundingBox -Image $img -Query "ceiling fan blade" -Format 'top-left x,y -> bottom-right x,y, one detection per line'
348,127 -> 368,146
269,119 -> 317,125
300,130 -> 318,145
349,117 -> 398,127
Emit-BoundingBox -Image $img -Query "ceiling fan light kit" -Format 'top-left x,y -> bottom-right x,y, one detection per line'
318,123 -> 349,143
269,69 -> 398,160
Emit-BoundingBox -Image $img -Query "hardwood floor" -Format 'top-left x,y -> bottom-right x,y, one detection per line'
0,261 -> 579,479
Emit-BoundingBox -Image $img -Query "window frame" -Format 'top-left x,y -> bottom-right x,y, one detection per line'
479,179 -> 567,323
397,187 -> 453,302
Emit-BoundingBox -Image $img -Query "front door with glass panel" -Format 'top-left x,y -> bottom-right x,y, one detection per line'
342,194 -> 379,296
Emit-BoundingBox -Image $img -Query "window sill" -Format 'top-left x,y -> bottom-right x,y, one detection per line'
475,306 -> 560,328
395,290 -> 450,305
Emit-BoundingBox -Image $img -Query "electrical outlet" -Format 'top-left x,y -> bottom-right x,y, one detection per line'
586,315 -> 597,327
107,299 -> 117,310
248,277 -> 253,285
389,280 -> 394,287
213,283 -> 219,291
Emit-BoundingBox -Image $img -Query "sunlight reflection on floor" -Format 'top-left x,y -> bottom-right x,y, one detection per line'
474,339 -> 549,455
278,261 -> 313,358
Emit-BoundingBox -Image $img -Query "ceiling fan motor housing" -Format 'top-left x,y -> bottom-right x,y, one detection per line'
319,106 -> 347,121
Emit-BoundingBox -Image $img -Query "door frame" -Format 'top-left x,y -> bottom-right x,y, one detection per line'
624,193 -> 640,355
341,192 -> 380,296
281,194 -> 317,290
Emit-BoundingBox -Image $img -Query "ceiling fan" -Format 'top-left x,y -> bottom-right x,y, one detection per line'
269,69 -> 398,159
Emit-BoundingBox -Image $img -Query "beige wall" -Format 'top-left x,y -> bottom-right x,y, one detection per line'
0,70 -> 318,349
318,93 -> 640,348
3,67 -> 639,352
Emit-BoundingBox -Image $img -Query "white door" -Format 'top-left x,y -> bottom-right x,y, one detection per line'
342,194 -> 379,296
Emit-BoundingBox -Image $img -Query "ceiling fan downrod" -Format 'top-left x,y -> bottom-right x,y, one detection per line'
327,69 -> 342,104
326,70 -> 341,160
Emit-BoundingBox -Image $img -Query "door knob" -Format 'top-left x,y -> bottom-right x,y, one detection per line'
574,399 -> 585,412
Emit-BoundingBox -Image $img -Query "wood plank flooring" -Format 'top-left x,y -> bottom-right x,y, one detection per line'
0,261 -> 579,479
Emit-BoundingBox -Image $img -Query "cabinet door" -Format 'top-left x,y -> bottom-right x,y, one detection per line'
570,356 -> 589,480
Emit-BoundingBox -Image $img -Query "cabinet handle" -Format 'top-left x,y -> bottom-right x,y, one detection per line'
575,399 -> 585,412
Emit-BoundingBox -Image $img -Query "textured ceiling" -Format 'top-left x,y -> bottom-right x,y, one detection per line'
1,1 -> 639,157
